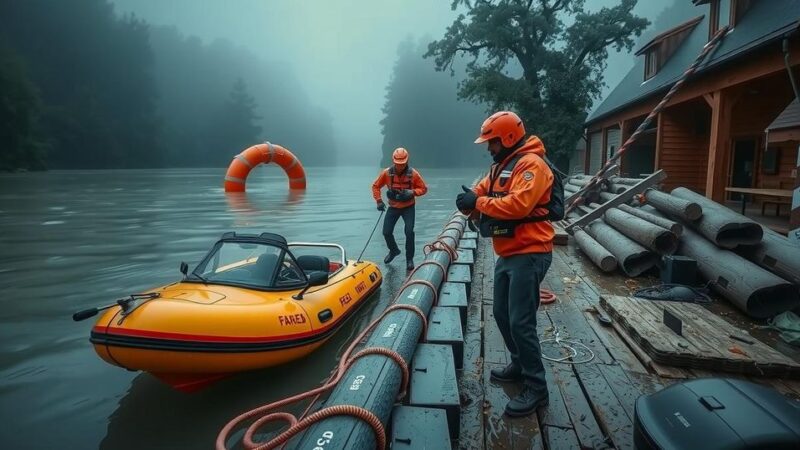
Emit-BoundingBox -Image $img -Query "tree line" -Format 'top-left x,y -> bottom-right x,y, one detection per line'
0,0 -> 336,171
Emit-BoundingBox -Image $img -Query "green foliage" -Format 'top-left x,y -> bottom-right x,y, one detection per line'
0,46 -> 48,171
380,39 -> 492,168
426,0 -> 649,163
0,0 -> 336,170
0,0 -> 161,169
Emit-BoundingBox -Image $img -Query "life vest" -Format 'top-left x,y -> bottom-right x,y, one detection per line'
479,154 -> 564,238
388,165 -> 414,190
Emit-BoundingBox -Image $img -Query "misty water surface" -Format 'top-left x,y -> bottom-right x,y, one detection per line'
0,166 -> 480,449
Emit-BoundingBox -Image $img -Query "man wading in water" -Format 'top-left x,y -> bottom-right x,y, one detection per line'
456,111 -> 563,417
372,147 -> 428,271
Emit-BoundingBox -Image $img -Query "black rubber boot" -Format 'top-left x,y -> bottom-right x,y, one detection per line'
490,363 -> 522,383
384,249 -> 401,264
406,259 -> 414,271
505,384 -> 549,417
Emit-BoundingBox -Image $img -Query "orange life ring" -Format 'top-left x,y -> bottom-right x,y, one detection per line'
224,142 -> 306,192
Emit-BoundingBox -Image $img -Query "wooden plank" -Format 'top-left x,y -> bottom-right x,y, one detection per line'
609,319 -> 691,379
549,363 -> 608,450
603,295 -> 800,376
574,363 -> 634,450
543,426 -> 581,450
482,362 -> 544,450
596,363 -> 662,421
458,246 -> 485,450
483,304 -> 509,365
542,295 -> 614,365
539,360 -> 576,430
564,170 -> 667,232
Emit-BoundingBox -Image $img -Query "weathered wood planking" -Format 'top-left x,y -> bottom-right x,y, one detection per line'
541,295 -> 614,365
483,305 -> 510,366
601,295 -> 800,377
542,426 -> 581,450
574,363 -> 634,450
548,363 -> 608,449
482,363 -> 544,450
458,238 -> 486,450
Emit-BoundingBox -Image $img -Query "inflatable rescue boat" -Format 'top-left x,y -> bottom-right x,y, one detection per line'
78,232 -> 382,392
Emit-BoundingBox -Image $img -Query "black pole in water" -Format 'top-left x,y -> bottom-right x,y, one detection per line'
357,210 -> 384,263
291,214 -> 467,449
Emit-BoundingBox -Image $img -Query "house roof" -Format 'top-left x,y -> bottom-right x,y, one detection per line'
767,99 -> 800,131
634,16 -> 704,56
586,0 -> 800,126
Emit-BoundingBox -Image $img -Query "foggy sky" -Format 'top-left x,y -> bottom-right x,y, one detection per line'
111,0 -> 672,165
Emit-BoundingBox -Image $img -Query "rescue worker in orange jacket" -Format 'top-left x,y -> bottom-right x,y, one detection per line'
372,147 -> 428,271
456,111 -> 555,417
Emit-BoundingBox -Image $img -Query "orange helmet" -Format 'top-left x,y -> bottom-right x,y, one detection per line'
474,111 -> 525,147
392,147 -> 409,164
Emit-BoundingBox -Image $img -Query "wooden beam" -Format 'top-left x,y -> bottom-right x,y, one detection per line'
564,170 -> 668,233
703,92 -> 715,106
769,129 -> 800,143
654,112 -> 663,171
586,39 -> 800,132
705,88 -> 733,202
619,119 -> 630,175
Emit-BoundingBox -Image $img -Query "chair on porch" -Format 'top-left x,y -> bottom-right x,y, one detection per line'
760,180 -> 793,216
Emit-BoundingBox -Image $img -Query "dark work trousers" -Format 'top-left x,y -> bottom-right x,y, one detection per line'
493,252 -> 553,390
383,205 -> 415,259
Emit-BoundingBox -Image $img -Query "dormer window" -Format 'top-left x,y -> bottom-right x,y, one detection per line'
635,16 -> 703,81
645,48 -> 659,80
703,0 -> 751,38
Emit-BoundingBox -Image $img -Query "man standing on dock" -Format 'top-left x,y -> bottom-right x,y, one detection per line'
372,147 -> 428,271
456,111 -> 556,417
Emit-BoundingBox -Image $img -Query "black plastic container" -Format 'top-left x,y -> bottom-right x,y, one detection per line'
634,378 -> 800,450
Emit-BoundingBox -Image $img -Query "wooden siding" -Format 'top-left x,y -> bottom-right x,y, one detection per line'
758,141 -> 798,190
658,102 -> 710,193
589,132 -> 602,174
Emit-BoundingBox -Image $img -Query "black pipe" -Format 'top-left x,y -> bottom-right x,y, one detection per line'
289,215 -> 466,449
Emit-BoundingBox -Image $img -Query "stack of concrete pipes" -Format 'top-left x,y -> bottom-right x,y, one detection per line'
567,173 -> 800,319
566,174 -> 681,278
645,187 -> 800,319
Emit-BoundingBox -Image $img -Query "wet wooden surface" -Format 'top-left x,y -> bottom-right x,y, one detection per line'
455,234 -> 800,449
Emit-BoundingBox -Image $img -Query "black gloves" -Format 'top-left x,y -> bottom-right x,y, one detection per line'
377,201 -> 386,212
387,189 -> 414,202
456,185 -> 478,211
396,189 -> 414,201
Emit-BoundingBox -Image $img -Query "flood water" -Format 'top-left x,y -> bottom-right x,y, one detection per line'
0,166 -> 481,449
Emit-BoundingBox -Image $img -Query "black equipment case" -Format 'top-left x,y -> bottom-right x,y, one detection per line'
634,378 -> 800,450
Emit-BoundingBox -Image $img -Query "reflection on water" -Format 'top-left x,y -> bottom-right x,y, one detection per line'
0,166 -> 480,449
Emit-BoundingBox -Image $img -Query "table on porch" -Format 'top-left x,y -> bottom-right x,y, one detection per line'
725,187 -> 793,215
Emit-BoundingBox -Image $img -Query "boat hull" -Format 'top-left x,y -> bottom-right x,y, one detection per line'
89,260 -> 382,390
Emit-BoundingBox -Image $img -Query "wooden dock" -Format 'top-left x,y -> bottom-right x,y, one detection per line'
458,235 -> 800,450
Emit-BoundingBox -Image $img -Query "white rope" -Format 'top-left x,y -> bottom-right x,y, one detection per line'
541,327 -> 595,364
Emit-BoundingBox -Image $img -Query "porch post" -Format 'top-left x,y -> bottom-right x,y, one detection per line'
618,120 -> 629,174
705,90 -> 733,201
790,142 -> 800,244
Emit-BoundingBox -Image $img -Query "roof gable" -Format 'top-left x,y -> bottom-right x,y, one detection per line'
587,0 -> 800,125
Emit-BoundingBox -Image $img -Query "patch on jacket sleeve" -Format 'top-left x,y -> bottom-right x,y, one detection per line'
523,171 -> 534,181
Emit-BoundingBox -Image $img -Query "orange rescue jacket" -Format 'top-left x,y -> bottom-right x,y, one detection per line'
372,166 -> 428,209
473,136 -> 554,256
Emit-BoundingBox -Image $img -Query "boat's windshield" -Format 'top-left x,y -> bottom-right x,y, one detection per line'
190,241 -> 306,289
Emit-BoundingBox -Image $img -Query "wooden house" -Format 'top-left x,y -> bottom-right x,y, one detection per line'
582,0 -> 800,206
